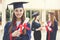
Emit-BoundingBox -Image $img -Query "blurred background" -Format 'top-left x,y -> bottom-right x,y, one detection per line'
0,0 -> 60,40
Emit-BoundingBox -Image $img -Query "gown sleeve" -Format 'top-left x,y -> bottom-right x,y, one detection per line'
26,23 -> 31,39
54,20 -> 58,31
3,22 -> 11,40
31,21 -> 36,31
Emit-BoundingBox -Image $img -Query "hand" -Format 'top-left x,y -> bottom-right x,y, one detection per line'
23,29 -> 26,35
36,28 -> 39,31
12,30 -> 20,37
40,27 -> 43,31
36,27 -> 42,31
48,27 -> 52,31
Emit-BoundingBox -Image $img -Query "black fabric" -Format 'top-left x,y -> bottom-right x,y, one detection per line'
34,31 -> 41,40
31,20 -> 41,40
46,20 -> 58,40
8,2 -> 28,9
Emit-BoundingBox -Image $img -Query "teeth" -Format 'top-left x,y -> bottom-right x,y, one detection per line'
17,14 -> 19,15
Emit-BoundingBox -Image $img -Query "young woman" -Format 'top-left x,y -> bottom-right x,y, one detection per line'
46,12 -> 58,40
31,12 -> 42,40
3,2 -> 31,40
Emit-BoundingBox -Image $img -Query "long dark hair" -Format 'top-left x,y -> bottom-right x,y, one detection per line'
34,16 -> 39,22
9,9 -> 25,32
49,12 -> 55,27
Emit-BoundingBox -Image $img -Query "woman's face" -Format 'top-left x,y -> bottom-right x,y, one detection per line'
36,16 -> 39,20
14,8 -> 24,19
49,14 -> 54,21
48,14 -> 51,20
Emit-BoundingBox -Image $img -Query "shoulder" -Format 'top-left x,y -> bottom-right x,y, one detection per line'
6,21 -> 11,25
54,20 -> 58,26
5,21 -> 11,26
54,20 -> 58,23
26,22 -> 30,27
4,21 -> 11,29
27,22 -> 30,26
32,20 -> 35,24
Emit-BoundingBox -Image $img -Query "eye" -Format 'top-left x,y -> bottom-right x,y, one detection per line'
15,10 -> 18,12
20,9 -> 22,12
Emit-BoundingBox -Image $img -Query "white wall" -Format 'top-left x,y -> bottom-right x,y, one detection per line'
3,0 -> 60,9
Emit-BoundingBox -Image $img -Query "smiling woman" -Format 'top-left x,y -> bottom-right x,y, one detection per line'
3,2 -> 31,40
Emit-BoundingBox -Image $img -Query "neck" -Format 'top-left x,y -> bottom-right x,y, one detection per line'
35,19 -> 39,22
16,18 -> 21,21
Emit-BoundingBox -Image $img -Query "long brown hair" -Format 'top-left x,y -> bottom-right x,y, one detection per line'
49,12 -> 55,27
9,9 -> 25,33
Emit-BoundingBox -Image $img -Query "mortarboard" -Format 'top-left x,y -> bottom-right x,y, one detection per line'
7,2 -> 28,9
48,12 -> 55,16
32,12 -> 39,17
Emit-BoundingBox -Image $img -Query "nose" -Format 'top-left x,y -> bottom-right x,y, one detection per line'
18,10 -> 21,14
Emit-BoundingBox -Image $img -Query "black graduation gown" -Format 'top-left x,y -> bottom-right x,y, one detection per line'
46,20 -> 58,40
31,21 -> 41,40
3,22 -> 31,40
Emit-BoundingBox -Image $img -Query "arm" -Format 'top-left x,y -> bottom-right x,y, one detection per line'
45,21 -> 52,32
31,22 -> 36,31
36,27 -> 42,31
3,22 -> 11,40
26,23 -> 31,39
54,20 -> 58,31
35,23 -> 42,31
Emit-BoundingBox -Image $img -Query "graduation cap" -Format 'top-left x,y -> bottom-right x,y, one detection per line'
7,2 -> 28,9
48,12 -> 55,16
32,12 -> 39,17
